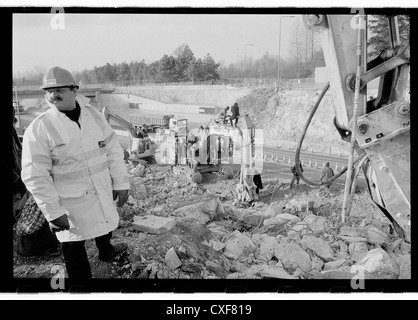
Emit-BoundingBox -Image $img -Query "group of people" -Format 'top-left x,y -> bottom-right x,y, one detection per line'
131,124 -> 148,139
219,102 -> 240,127
290,161 -> 335,188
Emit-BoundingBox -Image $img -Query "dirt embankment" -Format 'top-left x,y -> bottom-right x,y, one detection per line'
125,85 -> 346,149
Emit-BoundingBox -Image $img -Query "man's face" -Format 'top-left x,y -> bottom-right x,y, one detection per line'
45,87 -> 77,111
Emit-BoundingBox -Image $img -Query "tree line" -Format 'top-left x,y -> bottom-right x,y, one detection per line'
13,15 -> 409,87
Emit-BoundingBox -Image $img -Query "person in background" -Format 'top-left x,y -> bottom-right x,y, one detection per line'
290,161 -> 303,188
230,102 -> 240,127
21,66 -> 130,280
123,148 -> 130,164
320,162 -> 335,188
223,106 -> 230,124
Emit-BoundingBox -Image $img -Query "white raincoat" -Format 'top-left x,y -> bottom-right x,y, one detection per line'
21,95 -> 130,242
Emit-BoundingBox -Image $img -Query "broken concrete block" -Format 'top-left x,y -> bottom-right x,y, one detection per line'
224,232 -> 256,260
275,213 -> 301,225
300,200 -> 315,212
311,256 -> 325,271
202,239 -> 226,252
324,259 -> 347,271
165,247 -> 182,270
259,236 -> 279,261
251,233 -> 262,245
261,205 -> 278,218
242,214 -> 266,227
199,198 -> 224,218
287,222 -> 309,240
338,235 -> 368,243
257,266 -> 298,279
339,226 -> 367,238
263,217 -> 283,227
348,242 -> 369,262
354,248 -> 398,279
274,243 -> 312,272
320,266 -> 358,279
396,254 -> 411,279
173,197 -> 224,223
366,226 -> 387,245
129,178 -> 148,200
303,214 -> 327,235
132,215 -> 176,234
300,235 -> 334,262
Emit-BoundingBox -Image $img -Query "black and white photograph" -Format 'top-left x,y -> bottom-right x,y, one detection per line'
7,2 -> 414,299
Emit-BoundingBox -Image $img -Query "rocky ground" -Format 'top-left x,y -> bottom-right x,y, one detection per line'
13,160 -> 410,281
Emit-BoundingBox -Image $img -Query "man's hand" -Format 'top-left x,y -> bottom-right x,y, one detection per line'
49,214 -> 70,232
113,189 -> 129,207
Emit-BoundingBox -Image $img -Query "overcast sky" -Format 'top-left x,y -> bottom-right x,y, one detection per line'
13,13 -> 301,75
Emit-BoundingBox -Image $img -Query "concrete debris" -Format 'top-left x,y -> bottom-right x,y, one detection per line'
354,248 -> 398,279
172,197 -> 224,223
275,213 -> 302,225
339,226 -> 367,238
303,214 -> 328,235
338,235 -> 368,243
274,243 -> 312,273
259,236 -> 279,261
132,215 -> 176,234
129,177 -> 148,200
311,256 -> 325,271
224,231 -> 256,260
287,222 -> 309,240
165,247 -> 182,270
348,242 -> 369,262
261,203 -> 283,218
263,217 -> 284,227
256,265 -> 298,279
323,258 -> 347,271
366,226 -> 387,245
300,235 -> 334,262
395,255 -> 411,279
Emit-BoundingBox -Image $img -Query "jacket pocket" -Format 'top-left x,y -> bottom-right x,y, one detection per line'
51,144 -> 67,166
55,181 -> 87,198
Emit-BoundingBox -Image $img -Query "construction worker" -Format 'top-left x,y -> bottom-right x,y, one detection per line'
230,102 -> 240,127
290,161 -> 303,188
123,148 -> 130,164
320,162 -> 335,188
21,66 -> 130,280
223,106 -> 230,124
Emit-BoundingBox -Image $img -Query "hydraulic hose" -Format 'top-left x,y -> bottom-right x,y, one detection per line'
294,81 -> 364,187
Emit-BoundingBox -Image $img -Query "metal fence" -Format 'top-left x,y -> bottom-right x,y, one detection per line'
13,77 -> 326,92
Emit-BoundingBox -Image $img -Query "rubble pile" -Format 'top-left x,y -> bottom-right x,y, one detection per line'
14,161 -> 410,280
111,162 -> 411,280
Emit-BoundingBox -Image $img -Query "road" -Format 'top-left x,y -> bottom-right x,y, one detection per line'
112,125 -> 366,190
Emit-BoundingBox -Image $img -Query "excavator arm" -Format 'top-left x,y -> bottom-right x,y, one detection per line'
302,14 -> 410,240
102,106 -> 156,161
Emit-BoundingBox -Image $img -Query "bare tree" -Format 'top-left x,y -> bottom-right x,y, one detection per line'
291,19 -> 304,79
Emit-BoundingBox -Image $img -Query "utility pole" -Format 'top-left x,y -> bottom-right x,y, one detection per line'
278,15 -> 295,88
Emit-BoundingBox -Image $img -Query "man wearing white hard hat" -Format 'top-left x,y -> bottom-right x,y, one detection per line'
21,66 -> 130,280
